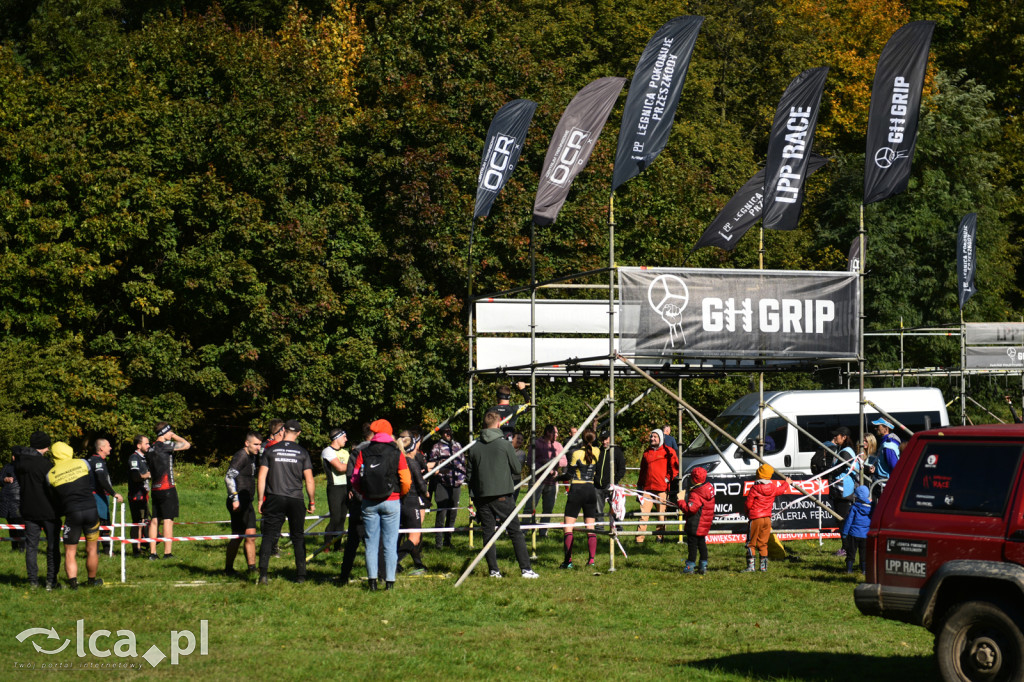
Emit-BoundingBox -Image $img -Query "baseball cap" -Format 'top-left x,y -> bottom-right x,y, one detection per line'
284,419 -> 302,432
832,426 -> 851,438
871,418 -> 894,429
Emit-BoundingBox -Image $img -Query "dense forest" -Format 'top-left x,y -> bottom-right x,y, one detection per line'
0,0 -> 1020,460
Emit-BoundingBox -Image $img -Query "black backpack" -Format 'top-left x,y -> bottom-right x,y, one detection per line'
359,442 -> 398,499
810,444 -> 835,477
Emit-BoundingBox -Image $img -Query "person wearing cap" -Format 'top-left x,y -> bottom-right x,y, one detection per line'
680,466 -> 715,575
257,419 -> 315,584
224,431 -> 262,576
147,421 -> 191,560
321,428 -> 350,552
48,441 -> 103,588
349,419 -> 410,591
466,409 -> 538,579
827,427 -> 859,557
490,382 -> 529,439
744,463 -> 792,572
427,425 -> 464,549
871,418 -> 901,479
636,429 -> 679,543
14,431 -> 61,589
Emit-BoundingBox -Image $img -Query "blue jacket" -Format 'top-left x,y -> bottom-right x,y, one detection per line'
841,485 -> 872,539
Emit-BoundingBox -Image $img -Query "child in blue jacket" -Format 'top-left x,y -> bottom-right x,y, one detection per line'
841,484 -> 872,573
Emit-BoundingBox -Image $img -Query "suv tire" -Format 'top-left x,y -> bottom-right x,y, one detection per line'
936,600 -> 1024,682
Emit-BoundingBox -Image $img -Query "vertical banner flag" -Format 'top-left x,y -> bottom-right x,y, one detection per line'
693,154 -> 828,252
863,21 -> 935,205
474,99 -> 537,219
762,66 -> 829,230
847,234 -> 867,273
957,212 -> 977,309
612,16 -> 703,191
533,77 -> 626,226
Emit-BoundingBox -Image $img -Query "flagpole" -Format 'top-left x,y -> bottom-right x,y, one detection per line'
960,306 -> 966,425
468,217 -> 478,435
608,191 -> 617,572
858,203 -> 866,482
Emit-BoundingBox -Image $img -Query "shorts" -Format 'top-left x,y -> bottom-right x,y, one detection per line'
564,484 -> 599,519
226,490 -> 257,535
152,488 -> 180,521
63,508 -> 100,544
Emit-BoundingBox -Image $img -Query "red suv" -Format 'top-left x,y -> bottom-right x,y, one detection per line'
855,424 -> 1024,682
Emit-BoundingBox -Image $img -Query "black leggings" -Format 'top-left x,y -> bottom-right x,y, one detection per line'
685,534 -> 708,563
843,535 -> 866,567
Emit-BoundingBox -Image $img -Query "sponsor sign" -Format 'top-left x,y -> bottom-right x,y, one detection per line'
884,558 -> 928,577
965,323 -> 1024,346
886,538 -> 928,556
707,474 -> 839,533
966,346 -> 1024,370
957,213 -> 977,309
474,99 -> 537,219
619,267 -> 859,360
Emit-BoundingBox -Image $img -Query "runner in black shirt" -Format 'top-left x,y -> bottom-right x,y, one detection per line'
490,382 -> 529,439
127,435 -> 152,556
224,431 -> 261,575
87,439 -> 122,546
257,420 -> 315,584
146,422 -> 191,560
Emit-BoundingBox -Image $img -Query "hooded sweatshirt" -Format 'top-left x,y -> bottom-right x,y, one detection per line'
841,485 -> 873,539
466,427 -> 522,498
637,429 -> 679,493
745,464 -> 781,520
13,445 -> 57,520
683,467 -> 716,536
47,442 -> 95,514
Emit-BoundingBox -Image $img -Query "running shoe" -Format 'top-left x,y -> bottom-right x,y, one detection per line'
489,570 -> 504,579
408,568 -> 426,577
87,578 -> 104,587
521,569 -> 539,579
558,561 -> 574,570
586,558 -> 596,568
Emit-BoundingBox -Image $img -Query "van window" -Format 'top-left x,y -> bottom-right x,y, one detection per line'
901,441 -> 1023,516
796,410 -> 943,452
682,414 -> 750,457
763,418 -> 787,454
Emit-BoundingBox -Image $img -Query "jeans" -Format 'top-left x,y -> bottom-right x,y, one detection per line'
530,483 -> 556,537
433,483 -> 461,546
24,518 -> 61,585
362,498 -> 401,582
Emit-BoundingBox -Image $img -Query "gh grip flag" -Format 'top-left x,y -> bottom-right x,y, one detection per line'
533,77 -> 626,226
474,99 -> 537,220
957,212 -> 977,309
762,66 -> 829,231
612,16 -> 703,191
863,21 -> 935,205
694,154 -> 828,252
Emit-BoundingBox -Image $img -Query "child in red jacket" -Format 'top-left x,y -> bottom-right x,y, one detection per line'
744,463 -> 792,573
680,467 -> 715,575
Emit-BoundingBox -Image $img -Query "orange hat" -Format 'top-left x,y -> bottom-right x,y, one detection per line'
370,419 -> 393,436
756,463 -> 774,480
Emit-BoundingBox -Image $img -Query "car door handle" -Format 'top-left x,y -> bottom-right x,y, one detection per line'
1010,530 -> 1024,541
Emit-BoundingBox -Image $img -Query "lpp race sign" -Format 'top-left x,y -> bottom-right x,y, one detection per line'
706,475 -> 839,533
618,267 -> 859,360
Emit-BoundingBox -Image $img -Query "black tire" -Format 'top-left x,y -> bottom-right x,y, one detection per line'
936,601 -> 1024,682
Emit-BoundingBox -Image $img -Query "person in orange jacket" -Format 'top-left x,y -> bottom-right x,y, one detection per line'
636,429 -> 678,543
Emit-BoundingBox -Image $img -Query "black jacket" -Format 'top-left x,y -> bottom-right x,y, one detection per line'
595,445 -> 626,489
13,446 -> 58,520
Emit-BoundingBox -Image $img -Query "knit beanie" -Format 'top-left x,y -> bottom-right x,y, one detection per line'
756,463 -> 774,480
690,467 -> 707,485
370,419 -> 393,436
30,431 -> 51,450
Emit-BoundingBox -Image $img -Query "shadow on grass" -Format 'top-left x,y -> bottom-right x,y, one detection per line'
687,650 -> 937,681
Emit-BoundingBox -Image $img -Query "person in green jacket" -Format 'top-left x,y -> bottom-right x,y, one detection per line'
465,410 -> 538,579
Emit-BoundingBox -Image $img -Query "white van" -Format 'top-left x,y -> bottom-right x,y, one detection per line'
679,387 -> 950,476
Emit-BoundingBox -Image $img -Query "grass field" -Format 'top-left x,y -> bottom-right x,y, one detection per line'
0,464 -> 936,680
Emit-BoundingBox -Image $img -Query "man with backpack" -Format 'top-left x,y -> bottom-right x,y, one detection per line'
14,432 -> 61,589
256,420 -> 315,585
349,419 -> 410,591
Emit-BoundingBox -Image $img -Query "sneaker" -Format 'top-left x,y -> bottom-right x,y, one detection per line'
163,553 -> 175,560
586,558 -> 596,568
271,550 -> 282,559
835,548 -> 847,557
295,576 -> 306,584
46,581 -> 62,591
87,577 -> 104,587
225,568 -> 237,577
488,570 -> 504,579
558,561 -> 574,570
521,569 -> 539,579
28,580 -> 39,589
408,568 -> 426,577
257,575 -> 269,586
148,554 -> 159,561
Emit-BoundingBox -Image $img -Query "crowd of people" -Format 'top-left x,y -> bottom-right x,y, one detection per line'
0,386 -> 910,590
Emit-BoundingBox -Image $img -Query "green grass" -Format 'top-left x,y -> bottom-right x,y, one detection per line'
0,464 -> 935,680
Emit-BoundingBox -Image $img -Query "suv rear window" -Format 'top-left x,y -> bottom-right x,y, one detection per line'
901,441 -> 1023,516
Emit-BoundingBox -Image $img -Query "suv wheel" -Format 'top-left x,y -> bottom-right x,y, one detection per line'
936,601 -> 1024,682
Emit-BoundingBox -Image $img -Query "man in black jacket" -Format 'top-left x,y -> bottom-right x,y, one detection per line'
595,431 -> 626,526
13,431 -> 61,589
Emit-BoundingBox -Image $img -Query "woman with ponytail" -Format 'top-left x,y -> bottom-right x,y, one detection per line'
558,429 -> 601,569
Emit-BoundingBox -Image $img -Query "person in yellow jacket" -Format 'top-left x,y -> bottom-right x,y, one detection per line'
47,442 -> 103,589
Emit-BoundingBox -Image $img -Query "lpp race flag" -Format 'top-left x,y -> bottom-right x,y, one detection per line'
957,212 -> 977,309
611,16 -> 703,192
533,77 -> 626,226
692,154 -> 828,252
762,66 -> 829,231
863,21 -> 935,205
474,99 -> 537,219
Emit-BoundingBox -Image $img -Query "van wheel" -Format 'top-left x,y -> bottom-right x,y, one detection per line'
936,601 -> 1024,682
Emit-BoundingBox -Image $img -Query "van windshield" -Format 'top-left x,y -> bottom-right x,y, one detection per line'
682,414 -> 750,457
